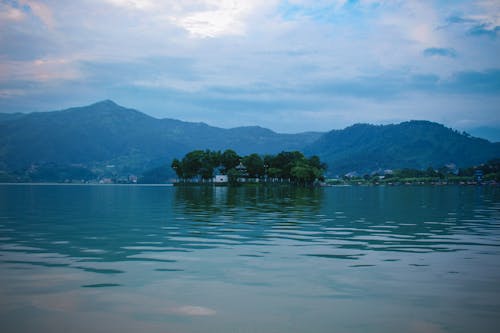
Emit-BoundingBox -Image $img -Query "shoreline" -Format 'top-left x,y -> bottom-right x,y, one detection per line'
0,181 -> 496,187
0,182 -> 174,186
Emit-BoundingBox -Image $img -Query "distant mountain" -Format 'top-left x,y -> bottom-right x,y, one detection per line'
304,121 -> 500,176
0,113 -> 25,122
1,101 -> 498,180
0,100 -> 321,175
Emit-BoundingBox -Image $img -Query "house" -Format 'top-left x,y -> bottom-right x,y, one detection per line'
214,175 -> 228,184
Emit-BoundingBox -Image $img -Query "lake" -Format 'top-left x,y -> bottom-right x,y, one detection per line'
0,184 -> 499,333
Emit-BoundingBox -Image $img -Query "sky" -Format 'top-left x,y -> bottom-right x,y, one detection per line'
0,0 -> 499,134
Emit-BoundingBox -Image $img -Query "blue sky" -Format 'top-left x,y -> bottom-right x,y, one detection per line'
0,0 -> 499,134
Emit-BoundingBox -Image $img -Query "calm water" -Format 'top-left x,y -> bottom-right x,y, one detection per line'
0,184 -> 499,333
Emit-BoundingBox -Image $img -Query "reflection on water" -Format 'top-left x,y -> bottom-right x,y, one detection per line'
0,184 -> 499,333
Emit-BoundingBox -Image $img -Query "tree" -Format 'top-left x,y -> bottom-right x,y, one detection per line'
272,151 -> 305,179
199,149 -> 216,180
227,168 -> 240,185
171,149 -> 326,185
425,166 -> 437,177
182,150 -> 204,179
290,157 -> 325,185
220,149 -> 240,174
267,167 -> 282,179
171,158 -> 183,179
242,153 -> 264,178
291,164 -> 313,185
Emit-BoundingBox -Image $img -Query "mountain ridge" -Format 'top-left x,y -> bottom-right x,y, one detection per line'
304,120 -> 499,175
0,100 -> 499,179
0,100 -> 322,174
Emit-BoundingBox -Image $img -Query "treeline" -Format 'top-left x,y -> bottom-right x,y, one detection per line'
0,163 -> 96,183
171,149 -> 326,185
458,158 -> 500,181
386,159 -> 500,183
328,159 -> 500,185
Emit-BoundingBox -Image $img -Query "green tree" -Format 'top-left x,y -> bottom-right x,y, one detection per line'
171,158 -> 183,179
267,167 -> 282,179
221,149 -> 240,174
272,151 -> 305,179
242,153 -> 264,178
172,149 -> 326,185
198,149 -> 217,180
182,150 -> 204,179
291,164 -> 313,185
425,167 -> 437,177
290,157 -> 325,185
227,168 -> 240,185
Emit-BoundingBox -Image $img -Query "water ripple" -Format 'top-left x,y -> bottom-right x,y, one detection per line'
0,184 -> 499,333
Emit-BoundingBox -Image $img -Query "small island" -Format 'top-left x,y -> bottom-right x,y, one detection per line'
171,149 -> 327,186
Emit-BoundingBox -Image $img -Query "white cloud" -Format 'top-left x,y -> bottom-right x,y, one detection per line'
0,58 -> 81,83
172,1 -> 253,38
102,0 -> 275,38
105,0 -> 155,10
476,0 -> 500,25
1,0 -> 499,131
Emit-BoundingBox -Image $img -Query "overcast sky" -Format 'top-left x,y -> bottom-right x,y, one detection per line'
1,0 -> 499,133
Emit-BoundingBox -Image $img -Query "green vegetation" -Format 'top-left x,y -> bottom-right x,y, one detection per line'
326,159 -> 500,185
0,163 -> 96,183
172,150 -> 326,185
0,100 -> 320,175
305,121 -> 500,176
1,101 -> 499,183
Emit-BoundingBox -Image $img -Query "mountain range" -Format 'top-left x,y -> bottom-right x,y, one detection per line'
0,100 -> 499,179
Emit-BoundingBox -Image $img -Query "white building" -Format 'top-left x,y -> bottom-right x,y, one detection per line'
213,175 -> 228,183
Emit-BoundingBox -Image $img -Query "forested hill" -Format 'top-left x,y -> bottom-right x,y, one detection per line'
304,121 -> 500,176
0,100 -> 321,173
0,100 -> 498,180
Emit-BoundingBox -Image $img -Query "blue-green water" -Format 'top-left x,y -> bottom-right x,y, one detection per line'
0,184 -> 499,333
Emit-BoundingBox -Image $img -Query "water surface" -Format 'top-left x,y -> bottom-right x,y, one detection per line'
0,184 -> 499,333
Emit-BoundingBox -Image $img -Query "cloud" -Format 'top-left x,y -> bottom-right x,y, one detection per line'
105,0 -> 155,10
423,47 -> 457,58
171,1 -> 256,38
443,15 -> 474,26
0,89 -> 26,99
0,58 -> 81,84
469,24 -> 500,38
307,69 -> 500,98
102,0 -> 276,38
18,0 -> 56,29
441,1 -> 500,39
445,69 -> 500,94
445,14 -> 500,39
0,4 -> 25,21
0,0 -> 499,133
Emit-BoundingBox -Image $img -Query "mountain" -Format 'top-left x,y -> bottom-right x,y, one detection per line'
0,100 -> 321,175
1,101 -> 499,181
304,121 -> 500,176
0,113 -> 25,122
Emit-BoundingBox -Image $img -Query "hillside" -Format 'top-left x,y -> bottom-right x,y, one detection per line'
0,100 -> 321,175
305,121 -> 500,176
0,101 -> 499,181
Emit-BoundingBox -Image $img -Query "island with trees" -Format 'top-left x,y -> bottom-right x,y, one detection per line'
171,149 -> 327,186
